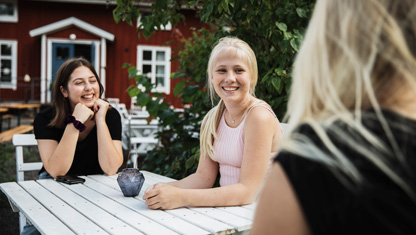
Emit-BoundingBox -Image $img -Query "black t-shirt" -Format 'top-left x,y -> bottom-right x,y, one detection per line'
275,110 -> 416,234
34,106 -> 122,176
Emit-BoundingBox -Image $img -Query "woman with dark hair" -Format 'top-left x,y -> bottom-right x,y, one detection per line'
34,57 -> 123,179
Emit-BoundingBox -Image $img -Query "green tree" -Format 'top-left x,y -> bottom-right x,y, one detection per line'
113,0 -> 315,179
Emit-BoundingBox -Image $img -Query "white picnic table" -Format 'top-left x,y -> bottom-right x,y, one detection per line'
0,171 -> 254,234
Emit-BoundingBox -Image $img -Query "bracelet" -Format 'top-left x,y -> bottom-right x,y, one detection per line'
64,114 -> 86,132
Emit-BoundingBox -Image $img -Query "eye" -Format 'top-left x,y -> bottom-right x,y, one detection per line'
216,69 -> 226,73
75,81 -> 83,85
235,68 -> 244,73
89,79 -> 97,83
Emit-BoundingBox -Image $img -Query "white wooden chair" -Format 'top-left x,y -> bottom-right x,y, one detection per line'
12,134 -> 42,233
106,97 -> 120,109
112,103 -> 160,166
280,123 -> 290,133
130,97 -> 145,115
13,134 -> 42,182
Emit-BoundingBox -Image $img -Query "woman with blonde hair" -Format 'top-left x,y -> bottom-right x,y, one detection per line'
252,0 -> 416,234
143,37 -> 283,209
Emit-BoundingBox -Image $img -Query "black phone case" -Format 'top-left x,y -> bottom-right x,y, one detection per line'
56,175 -> 85,185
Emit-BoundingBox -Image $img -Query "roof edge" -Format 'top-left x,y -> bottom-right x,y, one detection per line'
29,17 -> 115,41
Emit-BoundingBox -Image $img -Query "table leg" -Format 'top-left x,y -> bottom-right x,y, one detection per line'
17,110 -> 21,126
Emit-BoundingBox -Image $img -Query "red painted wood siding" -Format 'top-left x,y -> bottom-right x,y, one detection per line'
0,1 -> 206,109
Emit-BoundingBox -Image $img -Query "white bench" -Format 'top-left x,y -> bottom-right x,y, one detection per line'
12,134 -> 42,233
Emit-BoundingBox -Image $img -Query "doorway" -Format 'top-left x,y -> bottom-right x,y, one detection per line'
50,42 -> 96,99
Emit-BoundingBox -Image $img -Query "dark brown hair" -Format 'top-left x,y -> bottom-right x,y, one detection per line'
49,57 -> 104,128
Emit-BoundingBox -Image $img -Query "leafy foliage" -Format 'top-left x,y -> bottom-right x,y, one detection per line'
113,0 -> 315,179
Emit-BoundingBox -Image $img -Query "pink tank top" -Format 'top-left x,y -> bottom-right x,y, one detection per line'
213,105 -> 277,186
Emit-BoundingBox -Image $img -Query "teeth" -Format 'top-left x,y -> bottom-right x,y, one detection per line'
224,87 -> 237,91
83,94 -> 94,99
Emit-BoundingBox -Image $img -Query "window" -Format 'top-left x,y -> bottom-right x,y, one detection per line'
0,40 -> 17,90
137,46 -> 171,94
0,0 -> 18,23
137,12 -> 172,31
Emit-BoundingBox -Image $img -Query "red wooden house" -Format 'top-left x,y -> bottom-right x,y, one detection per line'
0,0 -> 205,108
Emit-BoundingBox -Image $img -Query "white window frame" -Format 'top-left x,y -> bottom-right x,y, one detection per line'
137,13 -> 172,31
0,0 -> 18,23
0,40 -> 18,90
137,45 -> 171,94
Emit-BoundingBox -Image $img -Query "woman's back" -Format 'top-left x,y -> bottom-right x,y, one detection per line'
275,109 -> 416,234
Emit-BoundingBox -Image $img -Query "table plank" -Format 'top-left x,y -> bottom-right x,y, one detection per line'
190,207 -> 252,232
18,180 -> 108,234
115,172 -> 252,234
66,177 -> 177,235
141,171 -> 253,232
0,182 -> 74,235
216,206 -> 254,220
36,180 -> 143,235
86,175 -> 211,235
140,175 -> 237,234
141,170 -> 177,183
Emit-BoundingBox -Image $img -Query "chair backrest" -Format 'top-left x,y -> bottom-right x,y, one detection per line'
13,134 -> 42,182
107,98 -> 120,107
280,123 -> 290,133
131,97 -> 145,113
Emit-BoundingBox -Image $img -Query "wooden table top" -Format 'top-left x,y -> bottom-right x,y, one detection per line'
0,103 -> 41,109
0,107 -> 8,113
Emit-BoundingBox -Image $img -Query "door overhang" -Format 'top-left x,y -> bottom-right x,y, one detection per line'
29,17 -> 115,103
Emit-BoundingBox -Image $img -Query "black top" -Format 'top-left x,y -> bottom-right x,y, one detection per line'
34,106 -> 122,176
275,110 -> 416,234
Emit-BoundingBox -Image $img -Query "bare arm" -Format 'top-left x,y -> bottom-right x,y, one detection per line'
94,99 -> 123,175
143,107 -> 280,209
251,163 -> 311,235
37,103 -> 93,178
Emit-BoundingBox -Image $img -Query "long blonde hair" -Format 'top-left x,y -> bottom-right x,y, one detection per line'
282,0 -> 416,194
200,37 -> 258,160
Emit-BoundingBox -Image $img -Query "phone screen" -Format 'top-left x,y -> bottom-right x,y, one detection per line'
56,175 -> 86,185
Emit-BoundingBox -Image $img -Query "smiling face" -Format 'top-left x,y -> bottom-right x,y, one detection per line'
60,66 -> 100,111
211,49 -> 252,104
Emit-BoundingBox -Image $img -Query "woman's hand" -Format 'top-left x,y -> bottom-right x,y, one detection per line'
72,103 -> 94,123
143,183 -> 185,210
93,99 -> 109,122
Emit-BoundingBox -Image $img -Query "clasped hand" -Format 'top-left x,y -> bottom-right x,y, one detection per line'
143,183 -> 185,210
72,99 -> 109,123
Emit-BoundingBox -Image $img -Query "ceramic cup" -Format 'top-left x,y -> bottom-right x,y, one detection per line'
117,168 -> 145,197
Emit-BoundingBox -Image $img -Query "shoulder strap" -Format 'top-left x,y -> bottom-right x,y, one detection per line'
244,104 -> 278,120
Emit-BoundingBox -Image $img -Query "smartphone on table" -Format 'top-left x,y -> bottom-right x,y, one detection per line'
56,175 -> 86,185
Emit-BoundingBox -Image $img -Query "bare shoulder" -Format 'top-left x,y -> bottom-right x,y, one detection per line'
245,102 -> 278,124
251,164 -> 311,235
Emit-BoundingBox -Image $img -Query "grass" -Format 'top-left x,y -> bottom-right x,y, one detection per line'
0,142 -> 40,234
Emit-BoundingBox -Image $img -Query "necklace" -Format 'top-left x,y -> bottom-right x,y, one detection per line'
228,108 -> 246,124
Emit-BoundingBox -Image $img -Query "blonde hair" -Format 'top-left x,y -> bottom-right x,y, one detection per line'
201,37 -> 258,160
282,0 -> 416,195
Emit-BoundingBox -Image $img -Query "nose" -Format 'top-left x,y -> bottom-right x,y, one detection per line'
225,71 -> 236,83
85,81 -> 92,91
